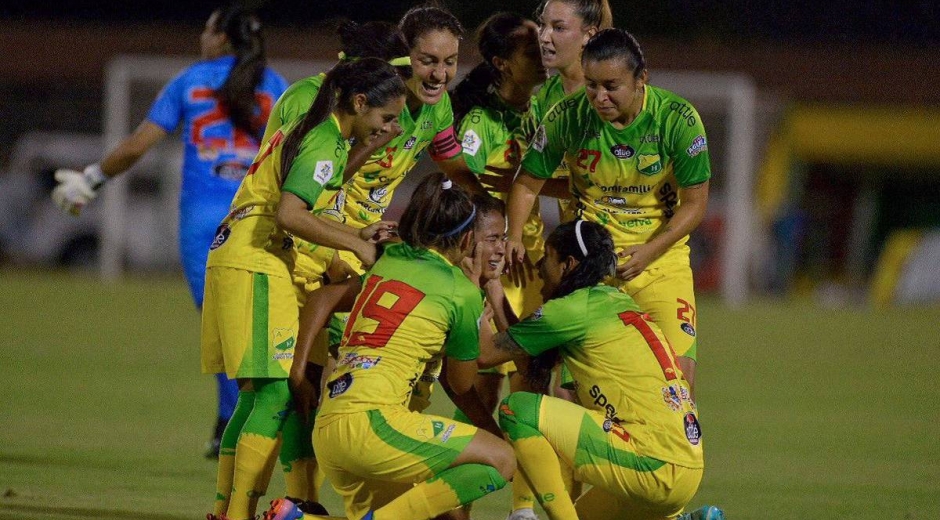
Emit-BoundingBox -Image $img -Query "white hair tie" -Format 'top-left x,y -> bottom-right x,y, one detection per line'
442,179 -> 453,190
575,220 -> 588,256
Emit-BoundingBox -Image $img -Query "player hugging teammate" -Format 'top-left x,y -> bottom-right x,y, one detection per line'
51,3 -> 726,520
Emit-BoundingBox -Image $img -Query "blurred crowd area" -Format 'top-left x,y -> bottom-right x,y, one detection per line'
1,1 -> 938,306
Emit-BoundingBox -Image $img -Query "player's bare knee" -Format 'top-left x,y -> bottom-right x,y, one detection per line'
491,438 -> 516,481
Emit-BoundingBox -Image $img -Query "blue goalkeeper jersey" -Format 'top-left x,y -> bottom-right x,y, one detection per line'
145,54 -> 287,305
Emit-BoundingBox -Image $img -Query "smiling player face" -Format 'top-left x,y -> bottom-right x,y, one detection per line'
406,29 -> 459,108
351,94 -> 406,143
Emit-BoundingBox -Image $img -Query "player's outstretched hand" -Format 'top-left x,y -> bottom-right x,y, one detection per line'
51,165 -> 106,216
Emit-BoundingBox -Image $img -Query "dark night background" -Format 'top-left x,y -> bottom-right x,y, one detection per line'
2,1 -> 939,45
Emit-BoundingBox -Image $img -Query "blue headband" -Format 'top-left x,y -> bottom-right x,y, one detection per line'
437,205 -> 477,238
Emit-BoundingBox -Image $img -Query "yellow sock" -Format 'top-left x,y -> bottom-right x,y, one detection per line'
513,436 -> 578,519
312,461 -> 325,502
214,390 -> 255,516
228,433 -> 280,520
283,457 -> 318,501
375,464 -> 506,520
511,467 -> 537,511
214,451 -> 236,516
560,459 -> 582,500
374,478 -> 452,520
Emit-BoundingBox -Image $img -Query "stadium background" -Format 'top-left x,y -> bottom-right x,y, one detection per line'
1,2 -> 938,519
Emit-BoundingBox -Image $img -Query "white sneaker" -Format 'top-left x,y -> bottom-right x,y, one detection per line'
506,508 -> 540,520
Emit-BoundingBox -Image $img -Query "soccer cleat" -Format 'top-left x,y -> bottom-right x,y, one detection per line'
263,498 -> 303,520
360,511 -> 375,520
506,508 -> 540,520
678,505 -> 725,520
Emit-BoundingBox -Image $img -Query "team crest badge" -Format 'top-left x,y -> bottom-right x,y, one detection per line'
637,153 -> 662,175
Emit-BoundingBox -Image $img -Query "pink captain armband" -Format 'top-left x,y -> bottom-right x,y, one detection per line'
428,126 -> 462,162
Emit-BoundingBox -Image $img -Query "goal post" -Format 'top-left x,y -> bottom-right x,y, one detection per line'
100,55 -> 758,306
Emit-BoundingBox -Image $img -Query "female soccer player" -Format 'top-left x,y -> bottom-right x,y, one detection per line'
50,5 -> 288,457
506,28 -> 711,392
453,11 -> 547,318
200,58 -> 406,520
482,220 -> 720,520
487,0 -> 612,215
450,14 -> 550,520
267,173 -> 515,520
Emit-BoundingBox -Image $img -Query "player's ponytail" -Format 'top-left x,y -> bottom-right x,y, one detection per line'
399,171 -> 476,251
582,28 -> 646,79
544,220 -> 616,300
279,58 -> 406,180
336,20 -> 413,80
452,12 -> 531,127
215,4 -> 267,138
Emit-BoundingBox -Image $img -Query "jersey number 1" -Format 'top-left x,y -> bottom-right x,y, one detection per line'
618,311 -> 679,381
345,275 -> 426,348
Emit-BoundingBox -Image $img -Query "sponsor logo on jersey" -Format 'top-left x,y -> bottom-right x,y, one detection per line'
600,184 -> 652,194
404,136 -> 418,150
669,101 -> 698,127
314,161 -> 334,186
681,322 -> 696,337
637,154 -> 663,175
589,384 -> 620,421
602,418 -> 613,432
686,135 -> 707,158
327,373 -> 353,398
461,129 -> 481,156
229,206 -> 253,221
600,196 -> 627,206
610,144 -> 636,159
421,120 -> 433,130
546,98 -> 578,123
440,424 -> 456,442
532,125 -> 548,152
368,185 -> 388,203
625,218 -> 653,228
684,412 -> 702,445
639,134 -> 661,144
209,224 -> 230,250
338,352 -> 382,370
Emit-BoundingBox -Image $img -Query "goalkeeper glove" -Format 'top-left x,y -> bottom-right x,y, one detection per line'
51,164 -> 108,216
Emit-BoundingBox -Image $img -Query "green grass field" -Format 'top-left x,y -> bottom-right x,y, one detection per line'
1,270 -> 938,520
